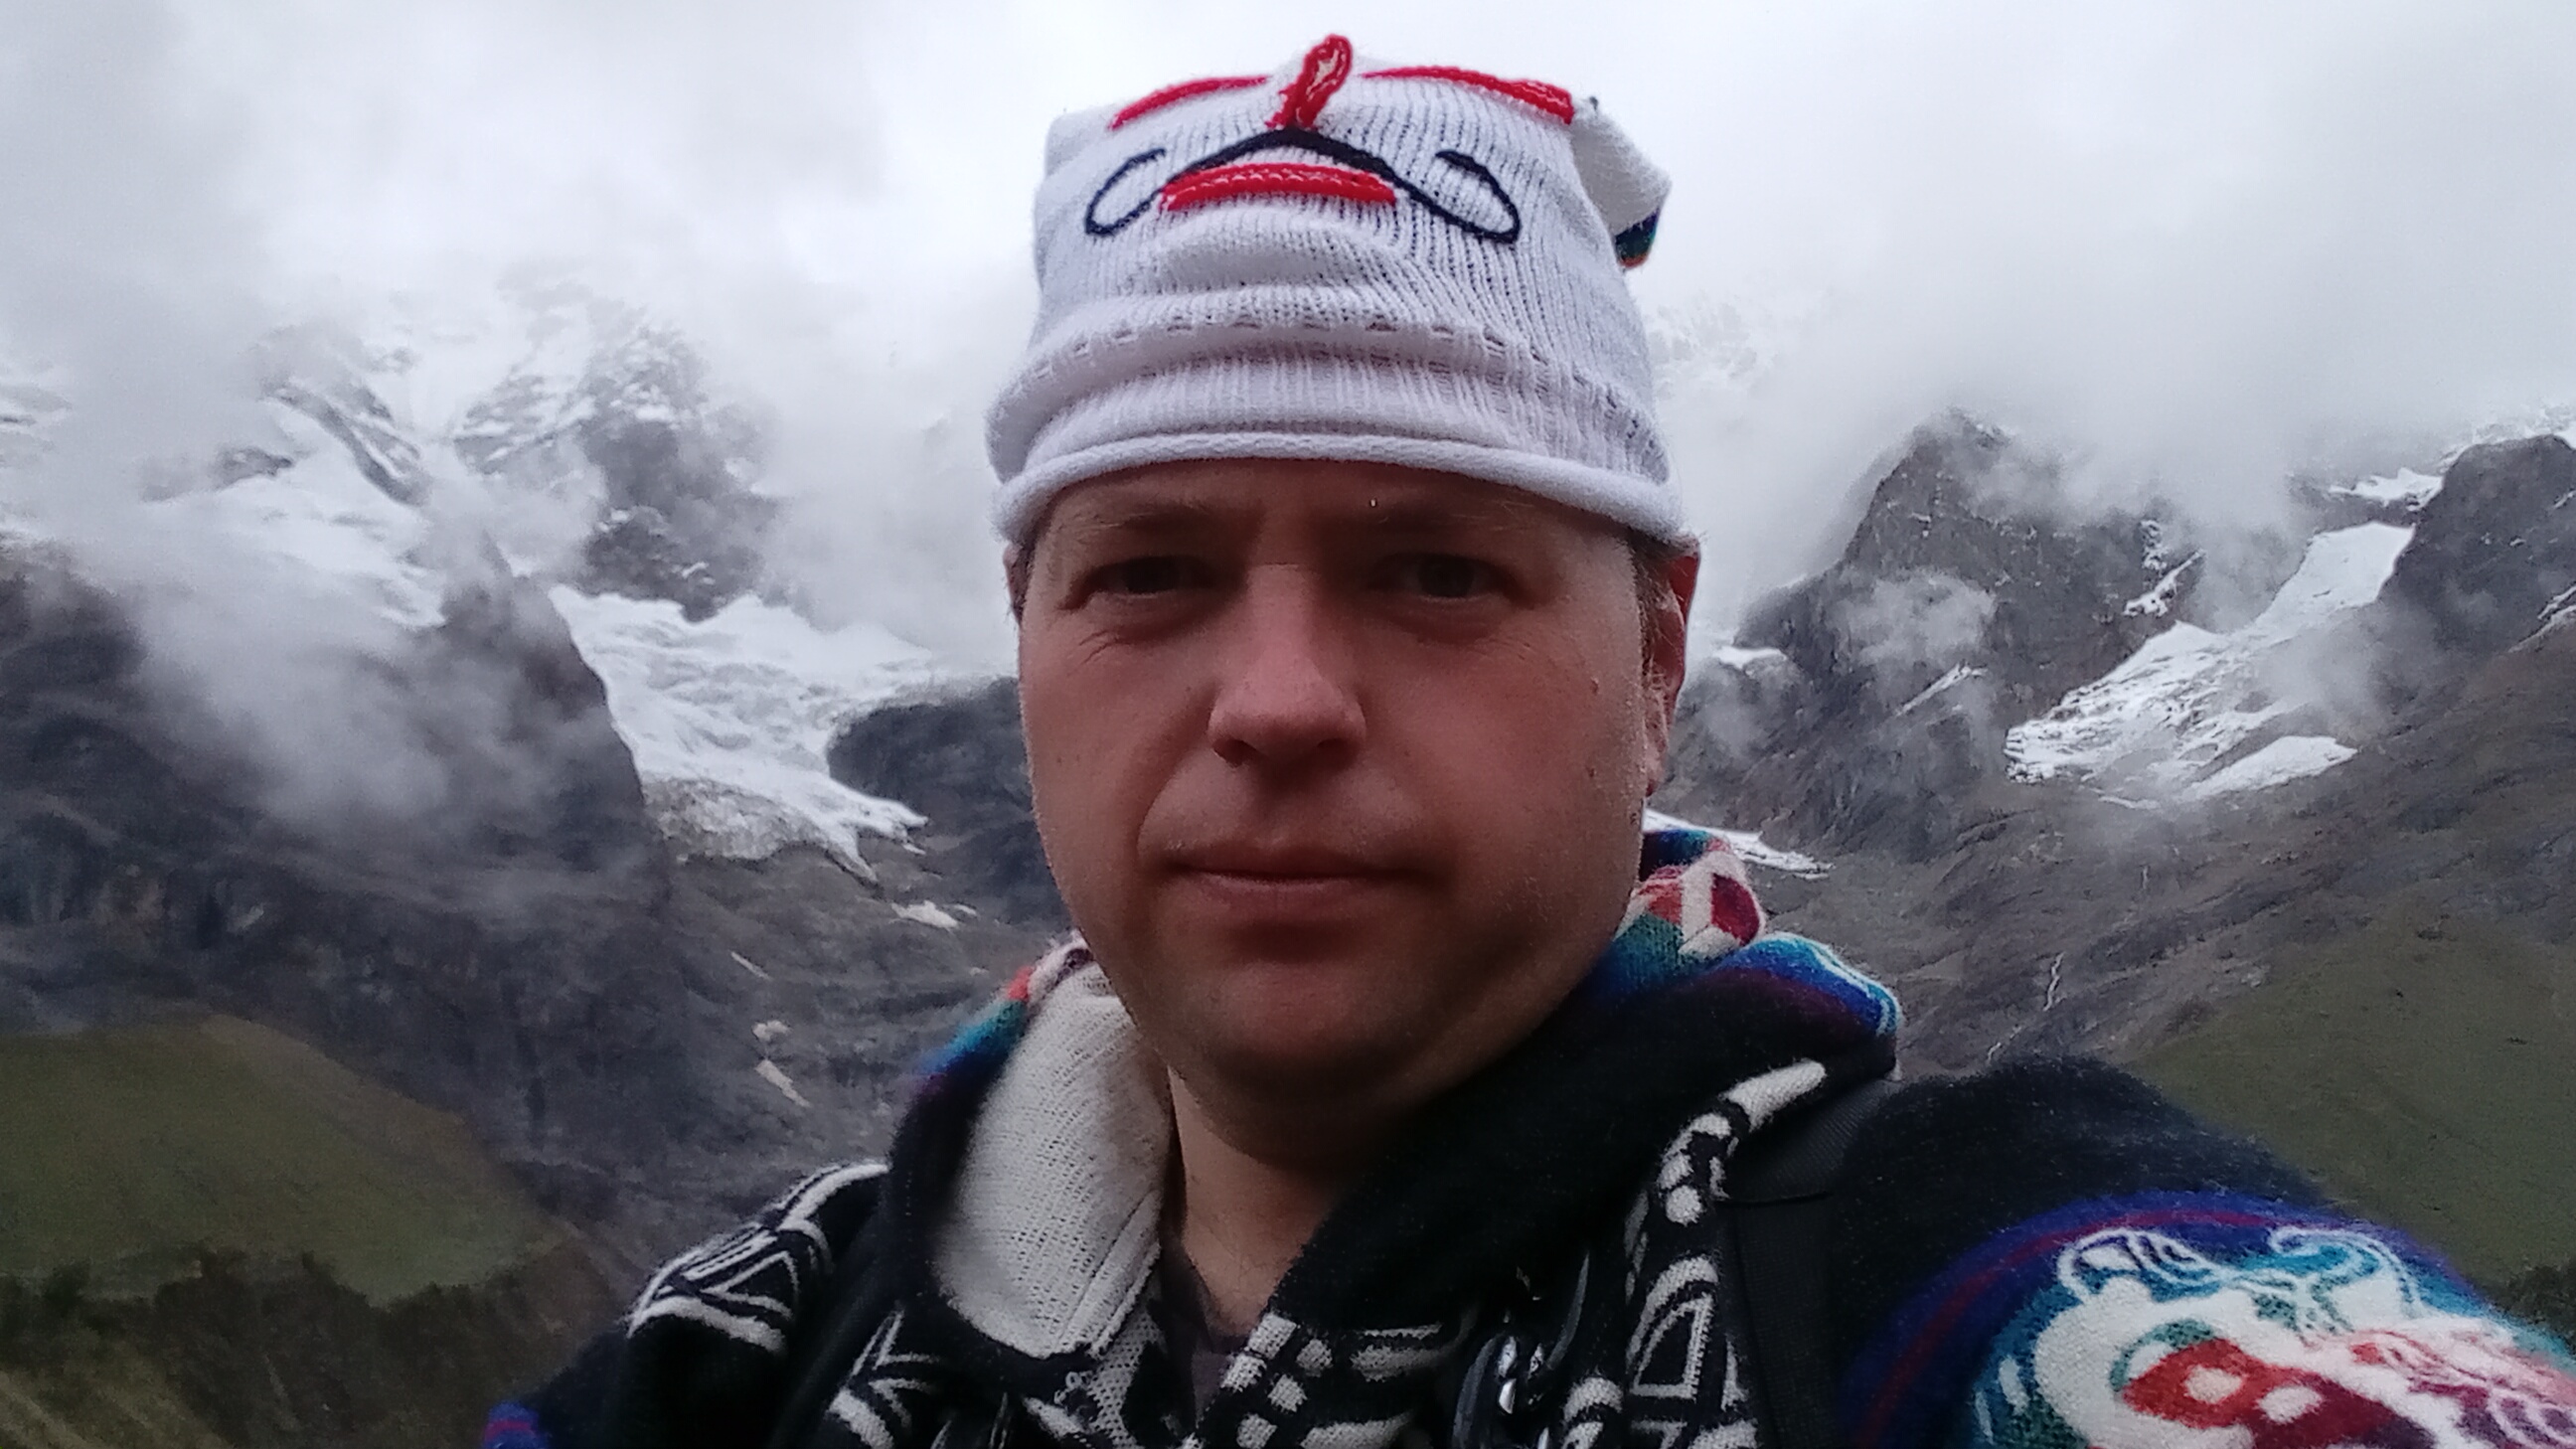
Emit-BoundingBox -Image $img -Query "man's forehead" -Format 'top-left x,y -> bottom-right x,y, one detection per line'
1040,461 -> 1586,545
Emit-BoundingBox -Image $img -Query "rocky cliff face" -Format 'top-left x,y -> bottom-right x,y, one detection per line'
0,546 -> 695,1218
2382,434 -> 2576,659
1656,420 -> 2576,1295
451,288 -> 778,620
828,681 -> 1064,930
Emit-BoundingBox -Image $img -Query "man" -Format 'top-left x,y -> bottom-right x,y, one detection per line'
488,36 -> 2576,1449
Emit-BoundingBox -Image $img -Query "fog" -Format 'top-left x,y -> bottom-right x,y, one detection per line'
8,0 -> 2576,660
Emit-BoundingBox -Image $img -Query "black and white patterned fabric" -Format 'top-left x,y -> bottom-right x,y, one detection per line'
487,832 -> 2572,1449
503,1040 -> 1870,1449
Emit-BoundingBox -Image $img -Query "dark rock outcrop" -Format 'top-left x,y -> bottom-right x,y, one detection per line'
2382,434 -> 2576,657
407,575 -> 669,876
829,680 -> 1065,929
1750,418 -> 2174,717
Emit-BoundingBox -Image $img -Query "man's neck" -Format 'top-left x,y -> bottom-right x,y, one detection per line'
1166,1073 -> 1382,1335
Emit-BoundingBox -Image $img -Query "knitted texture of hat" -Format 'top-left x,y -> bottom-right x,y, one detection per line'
984,35 -> 1681,544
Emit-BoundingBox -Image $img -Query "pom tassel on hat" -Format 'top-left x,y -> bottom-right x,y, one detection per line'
1270,34 -> 1355,129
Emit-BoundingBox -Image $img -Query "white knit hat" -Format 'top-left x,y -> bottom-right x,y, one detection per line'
985,36 -> 1680,544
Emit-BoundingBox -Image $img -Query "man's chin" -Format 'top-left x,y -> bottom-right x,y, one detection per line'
1178,979 -> 1428,1103
1197,1036 -> 1406,1111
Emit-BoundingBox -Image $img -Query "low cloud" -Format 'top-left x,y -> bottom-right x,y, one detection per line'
1843,573 -> 1999,679
6,0 -> 2575,830
1617,2 -> 2576,627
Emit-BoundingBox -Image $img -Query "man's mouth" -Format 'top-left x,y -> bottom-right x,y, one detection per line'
1163,842 -> 1422,921
1173,845 -> 1394,881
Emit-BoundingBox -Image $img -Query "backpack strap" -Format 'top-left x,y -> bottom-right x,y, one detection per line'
1722,1074 -> 1900,1449
763,1171 -> 896,1449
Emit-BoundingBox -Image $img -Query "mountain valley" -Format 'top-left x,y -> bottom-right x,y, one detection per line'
1,298 -> 2570,1444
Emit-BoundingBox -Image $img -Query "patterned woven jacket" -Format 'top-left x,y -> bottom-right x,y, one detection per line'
487,828 -> 2576,1449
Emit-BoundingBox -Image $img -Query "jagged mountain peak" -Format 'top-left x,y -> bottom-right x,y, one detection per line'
433,285 -> 777,621
2383,432 -> 2576,658
1741,416 -> 2174,720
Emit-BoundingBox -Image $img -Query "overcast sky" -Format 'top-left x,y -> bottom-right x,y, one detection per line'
10,0 -> 2576,660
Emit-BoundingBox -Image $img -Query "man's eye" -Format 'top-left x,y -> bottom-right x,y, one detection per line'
1391,554 -> 1496,599
1096,556 -> 1197,595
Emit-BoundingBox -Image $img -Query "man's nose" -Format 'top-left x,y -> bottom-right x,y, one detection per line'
1207,567 -> 1366,772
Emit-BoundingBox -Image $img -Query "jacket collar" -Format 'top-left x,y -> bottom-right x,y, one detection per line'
884,826 -> 1900,1371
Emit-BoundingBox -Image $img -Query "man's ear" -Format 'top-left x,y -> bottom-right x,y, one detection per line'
1641,548 -> 1698,787
1003,544 -> 1029,622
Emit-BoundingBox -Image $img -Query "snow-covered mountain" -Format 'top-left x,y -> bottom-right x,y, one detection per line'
22,295 -> 2552,893
2004,519 -> 2416,803
5,285 -> 970,874
0,287 -> 1065,1335
1666,412 -> 2576,865
1652,418 -> 2576,1116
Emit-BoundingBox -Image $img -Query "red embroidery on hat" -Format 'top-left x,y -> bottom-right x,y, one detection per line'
1110,75 -> 1268,130
1160,161 -> 1396,212
1362,66 -> 1576,124
1270,35 -> 1356,129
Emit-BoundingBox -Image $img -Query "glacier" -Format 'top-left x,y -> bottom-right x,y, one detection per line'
555,587 -> 948,866
2006,521 -> 2418,800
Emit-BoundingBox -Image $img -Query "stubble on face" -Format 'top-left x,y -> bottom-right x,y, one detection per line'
1014,459 -> 1688,1161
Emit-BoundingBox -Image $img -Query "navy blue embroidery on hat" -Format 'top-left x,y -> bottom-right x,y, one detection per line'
1084,148 -> 1168,238
1083,129 -> 1521,243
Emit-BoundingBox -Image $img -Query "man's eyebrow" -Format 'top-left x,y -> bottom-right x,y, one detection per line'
1049,497 -> 1239,545
1334,495 -> 1551,539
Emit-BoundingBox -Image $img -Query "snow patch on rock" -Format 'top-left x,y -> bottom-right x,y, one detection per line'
1721,831 -> 1830,880
2123,554 -> 2200,618
2536,583 -> 2576,641
1897,664 -> 1985,717
2334,469 -> 2444,510
1709,645 -> 1790,671
1645,808 -> 1830,879
891,900 -> 961,930
755,1058 -> 811,1109
2006,523 -> 2413,800
2183,735 -> 2356,801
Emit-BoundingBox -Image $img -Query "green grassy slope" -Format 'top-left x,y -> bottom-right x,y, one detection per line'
0,1016 -> 559,1302
0,1339 -> 235,1449
0,1243 -> 616,1449
0,1016 -> 616,1448
2139,906 -> 2576,1286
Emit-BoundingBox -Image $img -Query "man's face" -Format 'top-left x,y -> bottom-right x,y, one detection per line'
1015,459 -> 1693,1140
